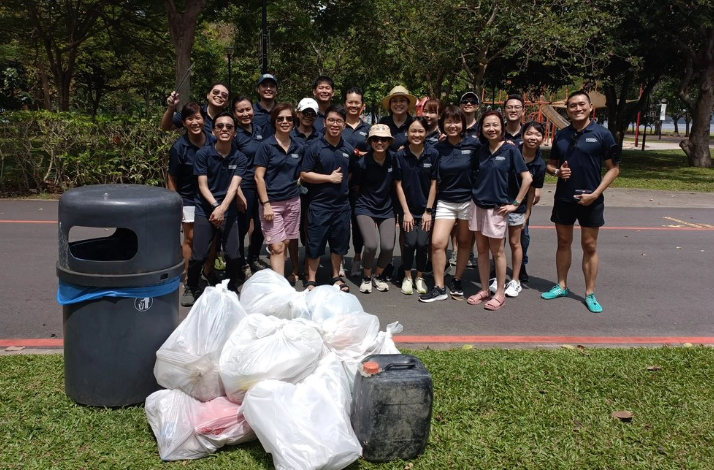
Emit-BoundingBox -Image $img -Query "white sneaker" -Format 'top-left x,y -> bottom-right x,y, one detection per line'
359,277 -> 372,293
489,278 -> 498,294
401,278 -> 414,295
372,275 -> 389,292
350,258 -> 362,277
449,251 -> 458,266
505,279 -> 522,297
415,277 -> 428,294
339,260 -> 346,278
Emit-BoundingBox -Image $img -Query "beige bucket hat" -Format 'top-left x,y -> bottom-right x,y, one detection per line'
382,85 -> 417,111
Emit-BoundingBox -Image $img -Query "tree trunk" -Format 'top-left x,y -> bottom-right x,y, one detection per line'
679,47 -> 713,167
671,115 -> 680,136
164,0 -> 208,102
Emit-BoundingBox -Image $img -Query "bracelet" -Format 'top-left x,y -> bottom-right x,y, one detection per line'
211,201 -> 220,208
260,200 -> 270,205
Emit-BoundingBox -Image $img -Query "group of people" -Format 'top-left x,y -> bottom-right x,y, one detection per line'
163,74 -> 620,313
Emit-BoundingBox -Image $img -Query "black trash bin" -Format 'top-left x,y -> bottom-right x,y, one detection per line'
57,184 -> 184,407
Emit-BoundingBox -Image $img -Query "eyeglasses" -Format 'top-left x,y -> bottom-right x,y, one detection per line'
371,137 -> 391,143
301,111 -> 317,117
211,89 -> 229,99
461,99 -> 478,106
505,105 -> 523,111
276,116 -> 294,122
215,123 -> 234,130
326,118 -> 344,125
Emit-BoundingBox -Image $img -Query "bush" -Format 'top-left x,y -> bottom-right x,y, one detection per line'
0,111 -> 176,194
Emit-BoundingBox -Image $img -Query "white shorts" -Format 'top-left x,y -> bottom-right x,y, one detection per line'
469,203 -> 507,239
435,200 -> 471,221
508,212 -> 526,227
182,205 -> 195,224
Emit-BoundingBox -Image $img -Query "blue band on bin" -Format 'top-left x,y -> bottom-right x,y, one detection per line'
57,276 -> 181,306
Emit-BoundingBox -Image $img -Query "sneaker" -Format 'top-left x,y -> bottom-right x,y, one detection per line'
373,275 -> 389,292
359,276 -> 372,293
449,251 -> 458,266
350,258 -> 362,277
180,287 -> 195,307
214,254 -> 226,271
201,269 -> 219,286
584,293 -> 603,313
505,279 -> 522,297
241,264 -> 253,281
488,278 -> 498,294
541,284 -> 570,300
519,265 -> 529,282
415,277 -> 428,294
450,278 -> 464,297
466,253 -> 476,268
339,260 -> 346,278
401,277 -> 414,295
419,285 -> 448,303
265,245 -> 272,257
251,260 -> 266,272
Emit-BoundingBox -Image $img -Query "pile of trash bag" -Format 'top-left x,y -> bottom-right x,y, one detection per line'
146,271 -> 403,469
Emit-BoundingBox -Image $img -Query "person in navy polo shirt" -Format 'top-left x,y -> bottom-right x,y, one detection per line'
419,105 -> 480,303
168,102 -> 215,307
541,90 -> 620,313
504,94 -> 525,146
161,83 -> 229,133
232,95 -> 267,278
353,124 -> 397,294
468,111 -> 532,311
185,112 -> 247,302
422,99 -> 444,147
460,91 -> 480,139
254,74 -> 278,136
379,85 -> 416,151
395,117 -> 438,296
342,87 -> 371,277
312,76 -> 335,131
300,105 -> 355,292
292,98 -> 320,148
255,103 -> 303,281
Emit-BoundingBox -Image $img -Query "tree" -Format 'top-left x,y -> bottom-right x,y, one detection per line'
164,0 -> 208,103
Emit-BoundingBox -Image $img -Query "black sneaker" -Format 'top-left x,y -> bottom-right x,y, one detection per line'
450,278 -> 464,297
180,287 -> 196,307
419,285 -> 448,303
519,265 -> 529,282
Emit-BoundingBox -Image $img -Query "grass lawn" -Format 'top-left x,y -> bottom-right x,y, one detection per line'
3,348 -> 714,469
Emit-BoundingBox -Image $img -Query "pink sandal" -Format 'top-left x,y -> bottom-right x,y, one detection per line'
484,296 -> 506,311
467,290 -> 491,306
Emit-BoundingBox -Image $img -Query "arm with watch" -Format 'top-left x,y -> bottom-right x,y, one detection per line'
254,165 -> 273,221
498,170 -> 533,215
422,180 -> 437,232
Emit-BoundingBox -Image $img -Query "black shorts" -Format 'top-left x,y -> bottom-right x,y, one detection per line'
550,199 -> 605,228
306,208 -> 351,258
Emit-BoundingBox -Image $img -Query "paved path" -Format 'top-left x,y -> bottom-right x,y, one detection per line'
1,186 -> 713,352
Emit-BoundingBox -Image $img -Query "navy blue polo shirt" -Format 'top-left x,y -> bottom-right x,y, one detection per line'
300,136 -> 354,212
193,143 -> 247,217
379,114 -> 413,151
172,103 -> 214,134
234,123 -> 265,191
504,126 -> 524,146
465,122 -> 479,140
435,137 -> 480,203
472,144 -> 528,209
512,146 -> 547,214
314,111 -> 327,132
353,151 -> 396,219
343,120 -> 371,153
425,129 -> 440,147
394,145 -> 439,216
291,126 -> 320,150
168,131 -> 214,206
254,136 -> 303,202
253,102 -> 274,136
550,121 -> 619,203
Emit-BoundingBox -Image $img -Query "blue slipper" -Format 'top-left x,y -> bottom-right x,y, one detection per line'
584,293 -> 603,313
541,284 -> 569,300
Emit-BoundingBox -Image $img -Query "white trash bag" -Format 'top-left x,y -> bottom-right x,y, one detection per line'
305,285 -> 364,322
219,315 -> 323,402
239,269 -> 309,319
145,389 -> 255,461
242,353 -> 361,470
154,280 -> 248,401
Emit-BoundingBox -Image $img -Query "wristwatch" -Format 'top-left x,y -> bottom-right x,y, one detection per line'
425,207 -> 433,214
260,199 -> 270,205
211,201 -> 220,209
554,168 -> 560,177
512,199 -> 520,206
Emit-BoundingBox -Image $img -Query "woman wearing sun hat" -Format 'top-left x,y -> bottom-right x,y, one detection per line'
379,85 -> 417,151
353,124 -> 398,294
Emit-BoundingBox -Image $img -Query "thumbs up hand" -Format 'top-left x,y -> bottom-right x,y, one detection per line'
559,161 -> 571,180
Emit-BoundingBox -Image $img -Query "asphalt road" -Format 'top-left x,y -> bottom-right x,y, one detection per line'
1,185 -> 713,349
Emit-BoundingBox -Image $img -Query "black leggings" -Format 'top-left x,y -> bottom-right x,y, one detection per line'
188,214 -> 241,290
402,218 -> 430,272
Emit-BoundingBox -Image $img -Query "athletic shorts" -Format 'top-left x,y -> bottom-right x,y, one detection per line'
508,212 -> 526,227
259,196 -> 301,245
469,203 -> 508,239
550,199 -> 605,228
306,208 -> 351,258
182,205 -> 195,224
435,200 -> 471,221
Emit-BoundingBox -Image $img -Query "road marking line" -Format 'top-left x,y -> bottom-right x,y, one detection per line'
662,216 -> 709,228
0,220 -> 56,224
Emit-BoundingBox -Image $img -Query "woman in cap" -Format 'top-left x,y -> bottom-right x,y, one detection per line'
379,85 -> 416,151
467,110 -> 532,311
292,98 -> 320,148
460,91 -> 480,139
353,124 -> 398,293
254,103 -> 303,279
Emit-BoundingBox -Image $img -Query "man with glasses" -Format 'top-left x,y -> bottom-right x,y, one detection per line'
542,90 -> 620,313
460,92 -> 480,139
312,76 -> 335,131
504,94 -> 526,145
254,74 -> 278,135
299,105 -> 355,292
161,83 -> 229,133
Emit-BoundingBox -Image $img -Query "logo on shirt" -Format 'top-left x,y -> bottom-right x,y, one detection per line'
256,135 -> 263,140
341,152 -> 350,159
585,137 -> 598,143
461,150 -> 472,155
359,131 -> 367,136
228,164 -> 238,169
290,153 -> 299,159
495,156 -> 505,161
387,167 -> 393,173
423,163 -> 432,168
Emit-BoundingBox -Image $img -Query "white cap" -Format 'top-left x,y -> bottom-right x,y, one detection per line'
297,98 -> 319,113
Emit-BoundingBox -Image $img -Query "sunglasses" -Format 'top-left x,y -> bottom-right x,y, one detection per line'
211,89 -> 229,99
276,116 -> 294,122
301,111 -> 317,118
371,136 -> 391,143
215,123 -> 234,130
461,99 -> 478,106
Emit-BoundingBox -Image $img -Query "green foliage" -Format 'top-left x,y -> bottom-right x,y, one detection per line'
0,111 -> 175,194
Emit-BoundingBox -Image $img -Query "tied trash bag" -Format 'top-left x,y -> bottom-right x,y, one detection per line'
242,353 -> 361,470
239,269 -> 309,319
145,389 -> 255,461
154,280 -> 248,401
219,315 -> 324,402
305,285 -> 364,322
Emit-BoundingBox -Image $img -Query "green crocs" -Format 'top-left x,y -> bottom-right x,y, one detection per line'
541,284 -> 570,300
585,293 -> 603,313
